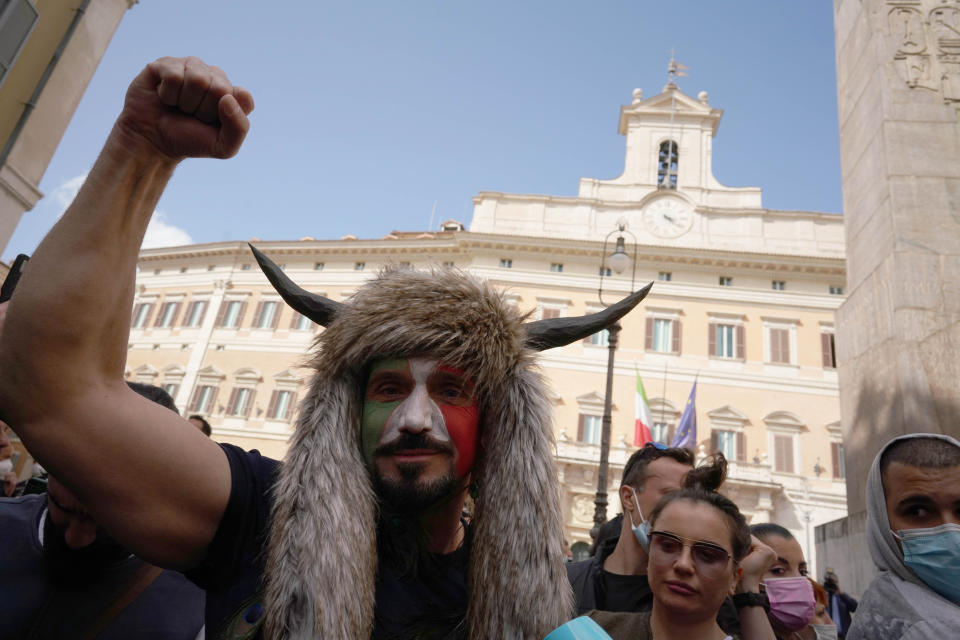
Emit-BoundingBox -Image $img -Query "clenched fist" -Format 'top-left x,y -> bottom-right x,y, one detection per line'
116,56 -> 255,161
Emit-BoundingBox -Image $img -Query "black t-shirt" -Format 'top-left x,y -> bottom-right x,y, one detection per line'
188,443 -> 469,640
599,569 -> 652,612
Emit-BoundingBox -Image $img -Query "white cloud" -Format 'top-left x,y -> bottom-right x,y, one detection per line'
49,173 -> 193,248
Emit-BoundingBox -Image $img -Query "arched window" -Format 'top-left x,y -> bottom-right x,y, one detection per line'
658,140 -> 678,189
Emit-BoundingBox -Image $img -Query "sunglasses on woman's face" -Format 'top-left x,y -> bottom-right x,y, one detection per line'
649,530 -> 733,577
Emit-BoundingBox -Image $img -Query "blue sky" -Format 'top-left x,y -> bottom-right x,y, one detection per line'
4,1 -> 841,260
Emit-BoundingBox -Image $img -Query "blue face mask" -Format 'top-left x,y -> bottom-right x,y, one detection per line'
627,488 -> 650,552
894,523 -> 960,604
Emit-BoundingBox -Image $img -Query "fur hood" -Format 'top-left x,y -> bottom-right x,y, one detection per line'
264,267 -> 575,638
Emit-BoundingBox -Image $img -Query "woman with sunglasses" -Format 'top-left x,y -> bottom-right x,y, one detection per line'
577,455 -> 758,640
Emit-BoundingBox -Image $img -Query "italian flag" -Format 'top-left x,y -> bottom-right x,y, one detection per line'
634,372 -> 653,447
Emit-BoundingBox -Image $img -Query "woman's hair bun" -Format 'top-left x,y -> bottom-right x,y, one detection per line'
682,453 -> 727,492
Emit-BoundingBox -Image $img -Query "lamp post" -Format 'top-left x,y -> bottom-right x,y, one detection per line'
591,220 -> 638,541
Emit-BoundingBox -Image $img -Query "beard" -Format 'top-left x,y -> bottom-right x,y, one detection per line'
372,433 -> 460,515
42,511 -> 131,584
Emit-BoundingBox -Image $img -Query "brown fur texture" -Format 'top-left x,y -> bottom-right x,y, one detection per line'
264,267 -> 574,638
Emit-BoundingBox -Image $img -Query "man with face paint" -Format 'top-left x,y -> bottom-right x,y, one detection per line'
0,54 -> 657,640
846,434 -> 960,640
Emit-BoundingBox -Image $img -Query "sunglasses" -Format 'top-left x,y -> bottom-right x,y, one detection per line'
649,530 -> 733,577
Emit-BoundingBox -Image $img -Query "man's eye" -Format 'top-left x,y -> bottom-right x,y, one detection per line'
906,505 -> 931,518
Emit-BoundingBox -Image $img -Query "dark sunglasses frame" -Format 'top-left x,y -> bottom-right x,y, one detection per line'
649,530 -> 734,569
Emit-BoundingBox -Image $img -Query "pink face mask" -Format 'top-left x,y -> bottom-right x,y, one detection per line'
764,577 -> 815,631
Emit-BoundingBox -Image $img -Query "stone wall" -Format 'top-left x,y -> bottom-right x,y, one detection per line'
815,511 -> 875,599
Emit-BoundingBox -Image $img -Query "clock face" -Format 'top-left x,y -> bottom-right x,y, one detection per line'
643,198 -> 693,238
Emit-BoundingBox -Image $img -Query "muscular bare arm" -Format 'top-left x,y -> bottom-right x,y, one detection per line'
0,57 -> 254,569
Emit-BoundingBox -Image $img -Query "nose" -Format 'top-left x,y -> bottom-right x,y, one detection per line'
673,544 -> 696,575
398,386 -> 433,434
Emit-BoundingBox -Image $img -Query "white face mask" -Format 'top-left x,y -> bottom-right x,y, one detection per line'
0,458 -> 12,475
627,488 -> 650,552
810,623 -> 838,640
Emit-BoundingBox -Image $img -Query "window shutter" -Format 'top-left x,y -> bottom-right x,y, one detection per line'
252,301 -> 264,328
542,308 -> 561,320
284,392 -> 298,421
577,414 -> 585,441
821,333 -> 834,368
266,390 -> 279,419
237,301 -> 248,328
270,304 -> 281,329
774,436 -> 784,472
290,311 -> 302,330
735,325 -> 745,359
244,389 -> 257,418
153,303 -> 164,327
171,302 -> 182,327
214,301 -> 228,327
780,329 -> 790,363
831,442 -> 842,478
785,437 -> 794,473
141,303 -> 155,327
671,320 -> 682,354
736,432 -> 746,462
710,430 -> 718,453
208,387 -> 220,414
184,301 -> 196,326
188,386 -> 199,412
667,425 -> 675,445
645,317 -> 654,350
708,323 -> 717,356
226,388 -> 238,415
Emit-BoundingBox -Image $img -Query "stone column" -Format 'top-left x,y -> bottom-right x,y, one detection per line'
834,0 -> 960,512
825,0 -> 960,594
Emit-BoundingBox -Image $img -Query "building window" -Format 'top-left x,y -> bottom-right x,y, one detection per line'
354,262 -> 365,271
240,263 -> 251,270
184,300 -> 208,328
0,0 -> 40,89
768,327 -> 791,365
268,389 -> 297,421
254,300 -> 279,329
290,312 -> 314,331
499,258 -> 513,268
772,280 -> 786,291
218,300 -> 246,328
227,387 -> 256,418
583,328 -> 610,347
657,140 -> 678,189
645,317 -> 681,354
599,266 -> 611,277
180,267 -> 188,273
132,303 -> 155,329
829,285 -> 844,295
207,265 -> 216,271
658,272 -> 672,282
709,322 -> 744,360
550,263 -> 563,273
577,414 -> 602,444
163,383 -> 179,399
442,261 -> 455,268
821,332 -> 837,369
154,301 -> 180,328
314,262 -> 325,271
540,307 -> 562,320
189,385 -> 219,414
153,268 -> 162,275
651,422 -> 671,444
773,434 -> 795,473
719,276 -> 733,287
712,429 -> 744,461
831,442 -> 846,479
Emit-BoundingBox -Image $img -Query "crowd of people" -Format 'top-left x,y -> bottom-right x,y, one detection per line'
0,56 -> 957,639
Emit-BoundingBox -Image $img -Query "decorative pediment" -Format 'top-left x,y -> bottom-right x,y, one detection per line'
763,411 -> 807,432
576,391 -> 616,412
707,405 -> 750,427
233,367 -> 263,382
196,365 -> 225,380
133,364 -> 158,375
825,421 -> 843,436
273,368 -> 304,384
162,364 -> 186,376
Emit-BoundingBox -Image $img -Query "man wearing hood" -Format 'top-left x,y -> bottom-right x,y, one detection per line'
0,56 -> 651,639
847,433 -> 960,639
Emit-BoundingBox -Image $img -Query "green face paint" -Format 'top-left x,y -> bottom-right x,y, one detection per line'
361,358 -> 407,465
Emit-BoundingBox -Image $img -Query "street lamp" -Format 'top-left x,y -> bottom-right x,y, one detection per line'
591,220 -> 638,541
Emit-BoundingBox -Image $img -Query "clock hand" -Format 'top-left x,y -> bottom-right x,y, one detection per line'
663,213 -> 675,223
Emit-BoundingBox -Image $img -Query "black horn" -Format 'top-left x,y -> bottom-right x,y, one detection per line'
523,282 -> 653,351
249,244 -> 343,327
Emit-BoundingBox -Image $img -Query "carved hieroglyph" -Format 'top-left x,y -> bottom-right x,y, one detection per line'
889,1 -> 960,101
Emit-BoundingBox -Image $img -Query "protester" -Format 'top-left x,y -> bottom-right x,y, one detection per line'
0,55 -> 653,639
584,455 -> 752,639
0,383 -> 205,639
846,434 -> 960,639
188,414 -> 212,437
750,523 -> 817,639
822,571 -> 856,639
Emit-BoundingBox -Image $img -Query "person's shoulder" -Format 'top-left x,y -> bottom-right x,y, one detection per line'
0,492 -> 45,516
587,609 -> 651,640
219,443 -> 280,480
847,573 -> 921,639
566,557 -> 593,582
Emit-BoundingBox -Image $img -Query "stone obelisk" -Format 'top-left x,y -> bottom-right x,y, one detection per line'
819,0 -> 960,594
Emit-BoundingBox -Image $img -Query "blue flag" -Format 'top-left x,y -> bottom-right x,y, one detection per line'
670,382 -> 697,449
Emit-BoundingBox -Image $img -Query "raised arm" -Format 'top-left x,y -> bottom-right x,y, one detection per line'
0,57 -> 254,568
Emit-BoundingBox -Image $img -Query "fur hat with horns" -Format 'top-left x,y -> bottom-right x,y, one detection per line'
252,245 -> 651,639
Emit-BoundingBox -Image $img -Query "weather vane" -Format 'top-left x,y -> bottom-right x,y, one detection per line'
666,49 -> 689,88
